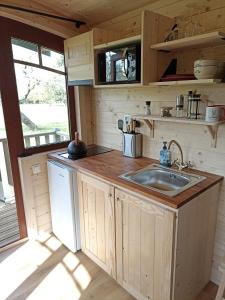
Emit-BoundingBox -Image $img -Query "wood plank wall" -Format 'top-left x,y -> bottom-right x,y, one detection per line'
92,0 -> 225,285
92,85 -> 225,286
17,0 -> 225,286
18,153 -> 52,238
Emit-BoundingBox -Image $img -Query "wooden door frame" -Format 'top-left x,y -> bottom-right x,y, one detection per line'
0,16 -> 76,240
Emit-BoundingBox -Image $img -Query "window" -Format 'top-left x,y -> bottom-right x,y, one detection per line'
11,38 -> 70,149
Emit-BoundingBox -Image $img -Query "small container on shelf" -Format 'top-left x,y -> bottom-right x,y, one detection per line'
161,106 -> 173,117
145,101 -> 151,115
176,94 -> 184,118
187,91 -> 202,119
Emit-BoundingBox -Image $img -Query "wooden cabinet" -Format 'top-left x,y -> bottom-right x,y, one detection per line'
77,172 -> 116,277
77,170 -> 220,300
64,11 -> 173,87
64,31 -> 94,84
115,189 -> 175,300
93,11 -> 173,87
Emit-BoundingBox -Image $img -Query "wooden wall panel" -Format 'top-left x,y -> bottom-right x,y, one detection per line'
74,86 -> 94,145
18,152 -> 52,238
92,2 -> 225,286
92,83 -> 225,285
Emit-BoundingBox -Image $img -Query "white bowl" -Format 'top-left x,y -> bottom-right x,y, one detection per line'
194,59 -> 225,67
194,65 -> 225,79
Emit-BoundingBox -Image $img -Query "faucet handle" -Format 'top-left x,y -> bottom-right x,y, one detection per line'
173,159 -> 183,170
186,161 -> 193,168
173,159 -> 191,171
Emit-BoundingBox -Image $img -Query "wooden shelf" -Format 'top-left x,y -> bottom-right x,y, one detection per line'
93,35 -> 141,50
94,83 -> 142,88
133,115 -> 225,148
149,79 -> 222,86
134,115 -> 224,126
151,31 -> 225,51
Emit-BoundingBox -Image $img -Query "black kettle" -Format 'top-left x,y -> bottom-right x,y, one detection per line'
67,132 -> 87,160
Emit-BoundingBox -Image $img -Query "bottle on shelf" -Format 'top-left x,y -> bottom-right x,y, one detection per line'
187,90 -> 201,119
145,101 -> 151,115
176,94 -> 184,118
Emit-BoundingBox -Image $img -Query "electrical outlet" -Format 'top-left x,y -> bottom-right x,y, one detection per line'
32,163 -> 41,175
124,114 -> 131,126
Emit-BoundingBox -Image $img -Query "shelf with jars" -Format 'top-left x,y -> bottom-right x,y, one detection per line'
133,114 -> 224,148
149,13 -> 225,86
149,79 -> 222,86
133,92 -> 225,148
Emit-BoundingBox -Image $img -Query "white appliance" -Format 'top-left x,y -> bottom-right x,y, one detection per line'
47,160 -> 81,252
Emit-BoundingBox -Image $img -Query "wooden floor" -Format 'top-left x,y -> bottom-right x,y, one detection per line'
0,202 -> 20,248
0,234 -> 219,300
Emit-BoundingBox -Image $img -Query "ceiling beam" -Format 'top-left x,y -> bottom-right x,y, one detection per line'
0,3 -> 86,28
0,1 -> 88,38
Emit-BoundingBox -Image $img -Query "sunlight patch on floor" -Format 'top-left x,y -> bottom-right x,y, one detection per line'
26,263 -> 81,300
0,241 -> 52,300
35,232 -> 52,243
73,264 -> 91,290
45,235 -> 62,251
63,252 -> 80,271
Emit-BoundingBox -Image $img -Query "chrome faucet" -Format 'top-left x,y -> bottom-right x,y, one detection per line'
168,140 -> 191,170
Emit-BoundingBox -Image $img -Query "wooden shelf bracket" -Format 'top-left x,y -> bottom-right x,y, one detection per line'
143,119 -> 154,138
206,125 -> 219,148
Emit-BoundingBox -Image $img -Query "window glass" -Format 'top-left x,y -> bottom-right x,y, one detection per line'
41,47 -> 65,71
14,63 -> 70,148
11,38 -> 39,64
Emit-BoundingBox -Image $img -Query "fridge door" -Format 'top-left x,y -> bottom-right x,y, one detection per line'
47,161 -> 80,252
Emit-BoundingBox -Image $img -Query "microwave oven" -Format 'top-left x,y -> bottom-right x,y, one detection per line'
98,43 -> 141,84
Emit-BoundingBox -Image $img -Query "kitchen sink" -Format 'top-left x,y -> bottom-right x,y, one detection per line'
120,164 -> 206,197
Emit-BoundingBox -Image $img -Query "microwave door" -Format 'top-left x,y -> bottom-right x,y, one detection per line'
106,51 -> 114,82
127,50 -> 137,81
106,50 -> 124,82
103,45 -> 140,84
115,59 -> 128,82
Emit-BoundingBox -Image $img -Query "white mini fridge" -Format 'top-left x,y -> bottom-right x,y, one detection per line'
47,160 -> 81,252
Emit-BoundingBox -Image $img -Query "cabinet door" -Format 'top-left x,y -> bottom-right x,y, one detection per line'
77,172 -> 116,277
115,189 -> 175,300
64,31 -> 93,82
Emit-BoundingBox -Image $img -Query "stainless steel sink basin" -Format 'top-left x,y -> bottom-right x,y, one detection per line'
120,164 -> 206,197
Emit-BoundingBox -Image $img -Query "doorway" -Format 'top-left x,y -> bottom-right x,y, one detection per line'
0,16 -> 76,247
0,94 -> 20,247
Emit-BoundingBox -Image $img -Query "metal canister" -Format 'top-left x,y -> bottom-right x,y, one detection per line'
176,95 -> 184,118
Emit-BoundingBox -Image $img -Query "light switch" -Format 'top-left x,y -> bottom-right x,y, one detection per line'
32,163 -> 41,175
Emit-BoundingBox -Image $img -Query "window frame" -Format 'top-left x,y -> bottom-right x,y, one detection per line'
11,38 -> 74,154
0,16 -> 76,239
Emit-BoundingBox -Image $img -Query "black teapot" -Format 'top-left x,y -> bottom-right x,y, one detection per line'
67,132 -> 87,160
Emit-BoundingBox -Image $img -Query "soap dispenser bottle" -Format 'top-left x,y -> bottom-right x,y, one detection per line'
160,141 -> 171,167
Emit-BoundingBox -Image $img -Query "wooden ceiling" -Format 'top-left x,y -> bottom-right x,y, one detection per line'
0,0 -> 160,37
34,0 -> 160,25
0,0 -> 214,38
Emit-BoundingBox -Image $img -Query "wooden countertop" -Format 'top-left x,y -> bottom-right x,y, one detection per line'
48,150 -> 223,209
